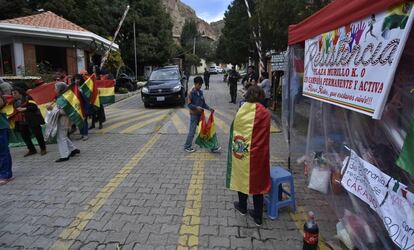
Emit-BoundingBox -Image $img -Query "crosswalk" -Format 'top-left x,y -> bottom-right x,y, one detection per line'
94,106 -> 280,135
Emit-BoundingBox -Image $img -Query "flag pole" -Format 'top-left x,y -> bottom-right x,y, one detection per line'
99,5 -> 130,71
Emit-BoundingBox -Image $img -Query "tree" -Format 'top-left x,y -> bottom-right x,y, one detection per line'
215,0 -> 252,65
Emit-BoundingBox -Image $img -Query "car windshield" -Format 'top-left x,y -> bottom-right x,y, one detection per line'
149,69 -> 179,81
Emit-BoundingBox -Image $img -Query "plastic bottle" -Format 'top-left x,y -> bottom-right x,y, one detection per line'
303,211 -> 319,250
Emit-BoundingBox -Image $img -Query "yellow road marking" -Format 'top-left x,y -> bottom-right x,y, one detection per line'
100,110 -> 166,134
120,114 -> 169,134
105,109 -> 136,118
103,109 -> 152,125
290,206 -> 331,250
51,133 -> 161,250
178,153 -> 216,249
171,112 -> 187,134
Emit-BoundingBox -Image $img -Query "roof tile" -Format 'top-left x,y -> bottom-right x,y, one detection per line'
0,11 -> 88,32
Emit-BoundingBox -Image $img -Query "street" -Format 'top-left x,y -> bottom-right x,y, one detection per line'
1,75 -> 311,249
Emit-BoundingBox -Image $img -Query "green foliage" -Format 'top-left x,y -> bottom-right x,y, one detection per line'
1,0 -> 175,72
184,53 -> 201,67
216,0 -> 251,65
106,50 -> 124,76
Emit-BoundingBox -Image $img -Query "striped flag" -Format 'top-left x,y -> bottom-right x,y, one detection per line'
27,82 -> 56,117
56,84 -> 85,129
0,95 -> 16,128
80,74 -> 100,108
195,112 -> 219,149
226,102 -> 271,194
396,115 -> 414,176
96,80 -> 115,104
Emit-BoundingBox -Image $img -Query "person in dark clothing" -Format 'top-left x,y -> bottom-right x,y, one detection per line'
0,90 -> 13,185
241,65 -> 259,89
203,68 -> 210,90
73,74 -> 90,140
12,87 -> 47,157
90,104 -> 105,130
228,66 -> 241,104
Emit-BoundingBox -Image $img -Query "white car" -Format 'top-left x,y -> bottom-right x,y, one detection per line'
208,66 -> 218,74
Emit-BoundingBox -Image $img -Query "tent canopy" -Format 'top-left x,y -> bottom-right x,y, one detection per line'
288,0 -> 408,45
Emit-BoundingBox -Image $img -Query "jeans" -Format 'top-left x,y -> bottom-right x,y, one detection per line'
0,129 -> 12,180
238,192 -> 264,220
184,113 -> 201,149
80,118 -> 88,136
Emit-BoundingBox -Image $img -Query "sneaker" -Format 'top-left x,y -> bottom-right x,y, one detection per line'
24,150 -> 37,157
248,210 -> 263,226
55,157 -> 69,163
185,147 -> 196,153
0,177 -> 14,186
211,146 -> 221,153
69,149 -> 80,157
82,136 -> 89,141
233,202 -> 247,215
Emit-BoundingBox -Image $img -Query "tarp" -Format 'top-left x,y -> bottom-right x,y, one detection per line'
288,0 -> 408,45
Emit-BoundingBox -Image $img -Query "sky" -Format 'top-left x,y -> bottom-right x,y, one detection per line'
181,0 -> 233,23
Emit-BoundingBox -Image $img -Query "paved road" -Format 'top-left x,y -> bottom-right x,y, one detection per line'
0,75 -> 321,249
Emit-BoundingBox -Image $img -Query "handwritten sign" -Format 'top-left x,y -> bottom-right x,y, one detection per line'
304,3 -> 414,119
342,150 -> 414,249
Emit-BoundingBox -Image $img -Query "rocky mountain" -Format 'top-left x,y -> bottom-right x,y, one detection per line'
162,0 -> 221,41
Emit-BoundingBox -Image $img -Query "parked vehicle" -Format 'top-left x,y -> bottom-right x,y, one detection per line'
208,66 -> 218,74
141,66 -> 187,108
115,66 -> 138,92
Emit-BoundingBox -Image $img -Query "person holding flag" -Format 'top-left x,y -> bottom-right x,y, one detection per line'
226,86 -> 271,226
51,82 -> 81,162
184,76 -> 221,153
0,87 -> 13,185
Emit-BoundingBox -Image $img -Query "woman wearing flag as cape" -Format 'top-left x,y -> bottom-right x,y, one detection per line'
227,86 -> 271,226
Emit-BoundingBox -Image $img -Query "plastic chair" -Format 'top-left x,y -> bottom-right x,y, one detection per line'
264,166 -> 296,220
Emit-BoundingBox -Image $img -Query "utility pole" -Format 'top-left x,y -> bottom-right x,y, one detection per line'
133,21 -> 137,78
192,37 -> 196,74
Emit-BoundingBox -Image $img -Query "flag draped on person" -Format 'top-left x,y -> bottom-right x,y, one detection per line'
226,102 -> 271,194
96,79 -> 115,104
0,95 -> 16,128
80,74 -> 100,108
195,111 -> 219,149
56,84 -> 85,129
396,115 -> 414,176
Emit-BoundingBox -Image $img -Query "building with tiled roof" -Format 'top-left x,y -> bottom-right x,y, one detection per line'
0,11 -> 118,76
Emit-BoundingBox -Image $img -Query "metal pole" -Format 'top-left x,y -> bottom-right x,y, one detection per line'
133,21 -> 137,78
193,37 -> 196,74
99,5 -> 130,71
243,0 -> 265,74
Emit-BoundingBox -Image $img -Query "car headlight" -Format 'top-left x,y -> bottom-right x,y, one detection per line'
142,87 -> 149,94
172,85 -> 181,92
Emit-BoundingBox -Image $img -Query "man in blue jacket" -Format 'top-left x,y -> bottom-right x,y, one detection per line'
184,76 -> 221,153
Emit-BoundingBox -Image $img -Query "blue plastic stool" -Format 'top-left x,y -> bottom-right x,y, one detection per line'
264,166 -> 296,220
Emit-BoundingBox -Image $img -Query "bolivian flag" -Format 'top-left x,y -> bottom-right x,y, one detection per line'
97,80 -> 115,104
56,84 -> 85,129
195,111 -> 219,149
80,74 -> 100,108
396,115 -> 414,176
1,95 -> 16,128
226,103 -> 271,194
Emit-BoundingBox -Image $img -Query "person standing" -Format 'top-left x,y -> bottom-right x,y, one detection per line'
12,87 -> 47,157
227,86 -> 271,226
258,72 -> 271,108
203,68 -> 210,90
53,82 -> 80,162
184,76 -> 220,153
0,90 -> 13,185
228,66 -> 241,104
241,65 -> 258,89
74,74 -> 89,140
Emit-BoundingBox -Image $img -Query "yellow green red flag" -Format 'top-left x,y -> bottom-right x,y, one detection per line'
80,74 -> 100,108
195,111 -> 219,149
226,102 -> 271,195
56,84 -> 85,129
96,80 -> 115,104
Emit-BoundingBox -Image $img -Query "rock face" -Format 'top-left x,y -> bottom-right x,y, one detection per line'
162,0 -> 220,41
